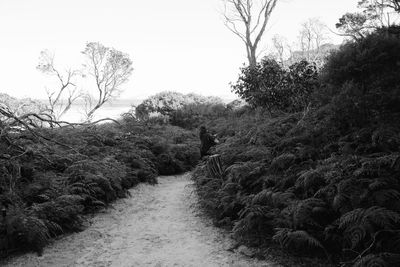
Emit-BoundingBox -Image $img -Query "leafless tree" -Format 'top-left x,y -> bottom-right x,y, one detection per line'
271,34 -> 291,65
222,0 -> 279,68
82,42 -> 133,121
37,50 -> 82,120
298,18 -> 328,63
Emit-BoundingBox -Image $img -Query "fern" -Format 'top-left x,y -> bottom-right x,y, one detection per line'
233,204 -> 279,239
43,219 -> 63,237
339,206 -> 400,251
7,213 -> 50,255
292,198 -> 326,229
372,189 -> 400,206
347,225 -> 367,249
273,228 -> 325,252
296,169 -> 325,195
251,190 -> 293,208
363,206 -> 400,229
354,253 -> 400,267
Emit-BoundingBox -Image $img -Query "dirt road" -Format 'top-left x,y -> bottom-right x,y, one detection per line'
3,173 -> 276,267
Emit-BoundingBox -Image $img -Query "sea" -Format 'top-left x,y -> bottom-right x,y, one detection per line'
58,98 -> 142,123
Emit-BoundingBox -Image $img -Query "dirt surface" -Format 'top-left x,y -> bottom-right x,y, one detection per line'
2,173 -> 278,267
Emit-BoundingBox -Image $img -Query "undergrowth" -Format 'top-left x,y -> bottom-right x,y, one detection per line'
0,118 -> 199,257
192,28 -> 400,267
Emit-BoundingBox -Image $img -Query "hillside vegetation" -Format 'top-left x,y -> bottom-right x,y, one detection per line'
192,27 -> 400,266
0,112 -> 200,257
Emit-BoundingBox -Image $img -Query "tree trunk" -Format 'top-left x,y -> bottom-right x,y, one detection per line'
248,45 -> 257,69
206,154 -> 224,179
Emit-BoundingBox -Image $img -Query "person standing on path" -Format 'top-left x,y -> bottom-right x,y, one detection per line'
199,126 -> 218,158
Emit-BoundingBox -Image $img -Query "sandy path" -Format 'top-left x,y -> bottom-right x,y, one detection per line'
3,174 -> 276,267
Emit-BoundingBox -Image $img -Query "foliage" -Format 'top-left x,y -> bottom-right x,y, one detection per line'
193,27 -> 400,266
0,109 -> 199,257
82,42 -> 133,120
336,0 -> 400,40
0,93 -> 46,117
135,91 -> 224,123
231,58 -> 318,112
320,27 -> 400,129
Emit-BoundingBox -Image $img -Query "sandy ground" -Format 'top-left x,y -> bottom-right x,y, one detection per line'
2,173 -> 278,267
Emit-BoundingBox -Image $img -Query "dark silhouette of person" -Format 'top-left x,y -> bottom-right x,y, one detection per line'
199,126 -> 217,157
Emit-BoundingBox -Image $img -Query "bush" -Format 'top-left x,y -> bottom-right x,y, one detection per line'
231,58 -> 318,112
319,27 -> 400,128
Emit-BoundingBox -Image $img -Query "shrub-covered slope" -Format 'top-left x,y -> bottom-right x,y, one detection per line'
192,28 -> 400,266
194,110 -> 400,266
0,119 -> 199,257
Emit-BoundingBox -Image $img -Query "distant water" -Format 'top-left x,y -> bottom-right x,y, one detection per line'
58,99 -> 141,123
56,96 -> 237,123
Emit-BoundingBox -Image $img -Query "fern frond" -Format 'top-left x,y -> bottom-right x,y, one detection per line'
339,208 -> 366,229
364,206 -> 400,229
43,220 -> 63,236
293,198 -> 326,228
273,228 -> 325,251
354,253 -> 400,267
372,190 -> 400,206
369,180 -> 389,191
296,169 -> 324,191
348,226 -> 367,249
340,206 -> 400,236
251,190 -> 293,208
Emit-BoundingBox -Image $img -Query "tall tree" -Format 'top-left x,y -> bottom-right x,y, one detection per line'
336,13 -> 369,40
336,0 -> 400,40
222,0 -> 279,68
82,42 -> 133,120
37,50 -> 82,120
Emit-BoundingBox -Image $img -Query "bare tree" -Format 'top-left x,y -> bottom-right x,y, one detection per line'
222,0 -> 279,68
82,42 -> 133,121
37,50 -> 82,120
298,18 -> 328,63
271,34 -> 291,65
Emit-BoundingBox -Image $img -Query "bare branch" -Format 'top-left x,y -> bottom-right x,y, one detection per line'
222,0 -> 279,67
82,42 -> 133,121
37,50 -> 82,120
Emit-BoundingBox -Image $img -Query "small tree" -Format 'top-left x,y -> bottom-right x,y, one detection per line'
222,0 -> 279,68
82,42 -> 133,120
37,50 -> 82,120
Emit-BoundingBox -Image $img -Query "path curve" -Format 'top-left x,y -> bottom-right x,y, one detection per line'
3,174 -> 276,267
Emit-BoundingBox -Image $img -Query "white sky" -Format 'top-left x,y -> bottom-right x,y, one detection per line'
0,0 -> 359,100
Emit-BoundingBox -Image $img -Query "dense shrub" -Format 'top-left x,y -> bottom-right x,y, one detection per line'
135,91 -> 223,121
318,27 -> 400,129
170,102 -> 229,129
231,58 -> 318,112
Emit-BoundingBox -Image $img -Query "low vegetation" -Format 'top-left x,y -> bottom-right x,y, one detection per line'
0,110 -> 200,257
192,27 -> 400,266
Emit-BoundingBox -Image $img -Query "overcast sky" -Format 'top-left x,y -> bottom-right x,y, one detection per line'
0,0 -> 359,100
